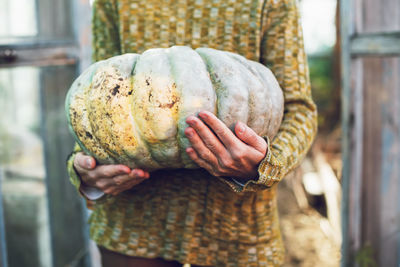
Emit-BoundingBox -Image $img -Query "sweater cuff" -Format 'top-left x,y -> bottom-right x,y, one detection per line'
80,184 -> 105,200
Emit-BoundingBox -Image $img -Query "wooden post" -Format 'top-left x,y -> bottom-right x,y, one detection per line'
41,1 -> 93,266
0,169 -> 8,267
40,64 -> 90,267
341,0 -> 400,266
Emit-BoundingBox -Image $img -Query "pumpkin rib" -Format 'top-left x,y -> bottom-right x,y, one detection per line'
227,53 -> 271,136
132,48 -> 181,168
168,46 -> 217,168
65,72 -> 90,155
165,47 -> 184,168
87,60 -> 124,162
121,54 -> 164,170
104,54 -> 143,168
129,53 -> 160,169
129,75 -> 164,171
196,48 -> 249,133
248,61 -> 284,139
110,54 -> 165,170
68,62 -> 113,163
244,61 -> 273,136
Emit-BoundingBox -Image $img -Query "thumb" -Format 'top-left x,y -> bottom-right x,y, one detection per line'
74,152 -> 96,171
235,122 -> 267,154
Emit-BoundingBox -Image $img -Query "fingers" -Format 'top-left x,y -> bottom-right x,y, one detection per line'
113,169 -> 149,185
195,111 -> 240,150
186,115 -> 230,157
107,169 -> 150,196
133,169 -> 150,179
93,178 -> 116,193
234,122 -> 267,154
184,112 -> 268,179
88,168 -> 150,196
185,147 -> 215,173
184,126 -> 220,165
90,164 -> 131,179
73,152 -> 150,195
111,178 -> 146,196
81,163 -> 128,185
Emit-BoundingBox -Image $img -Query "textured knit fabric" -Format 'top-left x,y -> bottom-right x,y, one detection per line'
67,0 -> 318,266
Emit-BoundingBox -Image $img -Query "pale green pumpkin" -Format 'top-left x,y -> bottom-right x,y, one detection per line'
65,46 -> 284,170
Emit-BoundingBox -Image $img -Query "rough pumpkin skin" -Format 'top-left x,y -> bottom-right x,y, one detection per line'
65,46 -> 284,171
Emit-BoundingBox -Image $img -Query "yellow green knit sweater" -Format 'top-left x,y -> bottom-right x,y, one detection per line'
67,0 -> 317,266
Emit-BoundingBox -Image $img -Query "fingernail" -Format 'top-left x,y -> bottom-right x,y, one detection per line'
199,111 -> 207,119
86,158 -> 92,168
186,116 -> 194,124
238,122 -> 246,134
132,169 -> 142,177
187,120 -> 196,126
185,129 -> 193,137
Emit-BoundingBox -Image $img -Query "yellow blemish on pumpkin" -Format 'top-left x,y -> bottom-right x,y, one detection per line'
69,87 -> 110,162
87,67 -> 123,161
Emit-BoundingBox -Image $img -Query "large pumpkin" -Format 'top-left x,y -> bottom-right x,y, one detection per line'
65,46 -> 284,170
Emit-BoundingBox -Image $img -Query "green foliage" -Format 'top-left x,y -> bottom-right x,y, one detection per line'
308,50 -> 339,133
355,243 -> 378,267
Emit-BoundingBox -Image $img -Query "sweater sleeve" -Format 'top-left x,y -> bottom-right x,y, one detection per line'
66,0 -> 121,198
91,0 -> 121,61
218,0 -> 317,192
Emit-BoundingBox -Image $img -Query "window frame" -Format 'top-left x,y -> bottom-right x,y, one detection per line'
0,0 -> 93,266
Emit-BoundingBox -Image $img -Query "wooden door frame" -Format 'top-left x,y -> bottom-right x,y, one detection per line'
0,169 -> 8,267
340,0 -> 400,265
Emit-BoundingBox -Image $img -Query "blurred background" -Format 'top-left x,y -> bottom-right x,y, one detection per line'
0,0 -> 399,266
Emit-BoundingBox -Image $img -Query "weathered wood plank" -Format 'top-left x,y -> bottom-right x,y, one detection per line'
349,57 -> 364,260
342,0 -> 400,266
0,169 -> 8,267
40,65 -> 90,267
377,57 -> 400,267
362,0 -> 400,33
350,32 -> 400,56
353,0 -> 400,263
358,56 -> 400,267
361,58 -> 384,263
340,0 -> 357,265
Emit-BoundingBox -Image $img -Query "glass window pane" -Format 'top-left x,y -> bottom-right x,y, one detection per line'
0,67 -> 44,178
0,63 -> 86,267
0,0 -> 73,45
0,66 -> 51,267
0,0 -> 38,39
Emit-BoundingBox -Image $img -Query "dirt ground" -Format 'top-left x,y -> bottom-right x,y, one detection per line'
277,175 -> 341,267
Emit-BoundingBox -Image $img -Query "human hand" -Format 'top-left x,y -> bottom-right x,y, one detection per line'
184,111 -> 267,182
73,153 -> 150,196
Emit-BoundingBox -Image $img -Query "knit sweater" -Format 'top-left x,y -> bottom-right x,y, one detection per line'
67,0 -> 317,266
